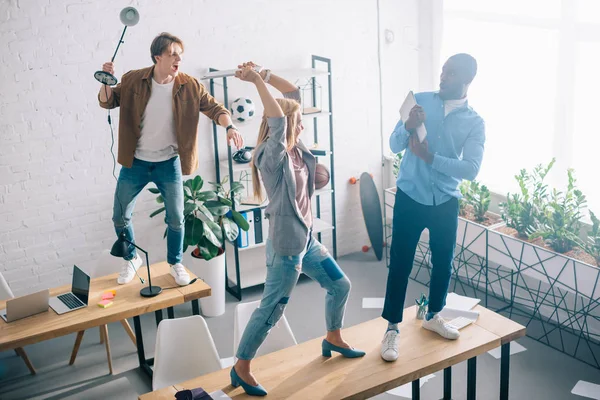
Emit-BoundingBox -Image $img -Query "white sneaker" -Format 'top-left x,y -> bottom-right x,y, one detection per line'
117,254 -> 142,284
422,314 -> 460,340
380,329 -> 400,362
170,263 -> 191,286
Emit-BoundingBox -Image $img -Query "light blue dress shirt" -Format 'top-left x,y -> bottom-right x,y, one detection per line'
390,91 -> 485,206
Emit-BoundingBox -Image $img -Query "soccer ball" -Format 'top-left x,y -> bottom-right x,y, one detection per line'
230,97 -> 255,122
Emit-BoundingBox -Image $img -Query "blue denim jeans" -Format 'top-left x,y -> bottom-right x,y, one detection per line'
382,189 -> 458,323
236,235 -> 351,360
112,156 -> 184,265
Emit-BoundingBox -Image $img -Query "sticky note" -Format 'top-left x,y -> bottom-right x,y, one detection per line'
107,290 -> 116,296
101,293 -> 115,300
97,300 -> 113,308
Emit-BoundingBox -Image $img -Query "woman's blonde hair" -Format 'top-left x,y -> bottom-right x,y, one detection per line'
251,98 -> 301,200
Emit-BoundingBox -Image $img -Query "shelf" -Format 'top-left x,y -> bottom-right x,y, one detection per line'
236,188 -> 331,213
313,217 -> 334,233
220,161 -> 253,173
238,241 -> 266,252
227,261 -> 267,289
314,187 -> 333,196
237,203 -> 267,213
302,111 -> 331,120
220,150 -> 331,174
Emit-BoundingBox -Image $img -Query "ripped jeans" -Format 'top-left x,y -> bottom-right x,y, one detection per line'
235,235 -> 351,360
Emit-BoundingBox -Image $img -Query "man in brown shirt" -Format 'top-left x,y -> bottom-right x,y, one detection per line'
98,32 -> 243,286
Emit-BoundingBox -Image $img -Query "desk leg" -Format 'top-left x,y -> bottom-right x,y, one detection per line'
155,309 -> 163,327
412,379 -> 420,400
467,357 -> 477,400
192,299 -> 200,315
500,343 -> 510,400
167,306 -> 175,319
443,366 -> 452,400
133,315 -> 153,378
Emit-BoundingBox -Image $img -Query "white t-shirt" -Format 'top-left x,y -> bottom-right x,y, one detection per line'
135,78 -> 178,162
444,97 -> 468,117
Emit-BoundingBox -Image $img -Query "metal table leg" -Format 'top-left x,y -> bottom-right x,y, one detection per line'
167,306 -> 175,319
412,379 -> 420,400
443,366 -> 452,400
500,343 -> 510,400
192,299 -> 200,315
154,309 -> 163,327
133,315 -> 153,378
467,357 -> 477,400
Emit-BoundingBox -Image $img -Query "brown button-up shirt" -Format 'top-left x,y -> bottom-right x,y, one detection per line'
98,65 -> 229,175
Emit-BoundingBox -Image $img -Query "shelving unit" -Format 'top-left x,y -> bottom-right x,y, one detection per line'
208,55 -> 337,300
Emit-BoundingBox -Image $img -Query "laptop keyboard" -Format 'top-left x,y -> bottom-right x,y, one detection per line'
58,293 -> 84,309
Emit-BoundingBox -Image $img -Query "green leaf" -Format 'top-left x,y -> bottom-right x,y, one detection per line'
192,175 -> 204,192
197,191 -> 218,202
148,187 -> 160,194
184,218 -> 204,247
230,209 -> 250,231
205,200 -> 229,216
230,182 -> 245,193
184,186 -> 193,199
222,217 -> 239,242
218,196 -> 233,206
156,195 -> 164,204
203,220 -> 223,248
184,202 -> 198,216
198,239 -> 220,261
149,207 -> 166,218
197,203 -> 215,222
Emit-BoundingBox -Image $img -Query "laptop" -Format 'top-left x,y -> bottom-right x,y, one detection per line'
0,289 -> 50,323
49,265 -> 91,315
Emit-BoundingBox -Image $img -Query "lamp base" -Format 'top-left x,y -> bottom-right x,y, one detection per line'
140,286 -> 162,297
94,70 -> 118,86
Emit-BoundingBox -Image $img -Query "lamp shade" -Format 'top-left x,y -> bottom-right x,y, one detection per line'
110,233 -> 129,258
119,7 -> 140,26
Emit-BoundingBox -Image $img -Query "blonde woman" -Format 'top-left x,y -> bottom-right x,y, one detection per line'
230,62 -> 365,396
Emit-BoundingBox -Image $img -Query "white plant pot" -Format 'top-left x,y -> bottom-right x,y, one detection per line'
184,249 -> 226,317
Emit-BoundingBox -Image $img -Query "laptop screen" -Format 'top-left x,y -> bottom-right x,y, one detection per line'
72,265 -> 91,305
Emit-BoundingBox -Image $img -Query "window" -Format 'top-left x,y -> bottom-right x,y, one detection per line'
441,0 -> 599,214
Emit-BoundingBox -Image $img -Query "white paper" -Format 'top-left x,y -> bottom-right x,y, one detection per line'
209,390 -> 232,399
399,91 -> 427,143
487,341 -> 527,359
386,374 -> 435,397
444,292 -> 481,311
362,297 -> 385,309
571,380 -> 600,400
439,307 -> 480,322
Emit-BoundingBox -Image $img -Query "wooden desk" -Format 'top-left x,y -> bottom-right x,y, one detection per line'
140,305 -> 525,400
0,262 -> 211,377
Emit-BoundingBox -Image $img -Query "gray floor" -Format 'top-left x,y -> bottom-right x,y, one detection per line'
1,252 -> 599,400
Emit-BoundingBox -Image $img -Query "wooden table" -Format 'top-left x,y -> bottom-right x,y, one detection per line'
0,262 -> 211,378
140,305 -> 525,400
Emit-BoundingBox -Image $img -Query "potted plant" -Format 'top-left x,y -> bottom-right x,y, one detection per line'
149,175 -> 249,317
454,180 -> 504,261
583,211 -> 600,267
488,159 -> 555,268
531,168 -> 587,255
499,160 -> 554,239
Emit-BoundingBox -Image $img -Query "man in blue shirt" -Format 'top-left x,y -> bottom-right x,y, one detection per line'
381,54 -> 485,362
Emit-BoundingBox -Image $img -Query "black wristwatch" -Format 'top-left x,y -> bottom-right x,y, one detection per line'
226,124 -> 237,132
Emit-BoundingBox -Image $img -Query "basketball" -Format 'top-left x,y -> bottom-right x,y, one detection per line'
315,163 -> 330,190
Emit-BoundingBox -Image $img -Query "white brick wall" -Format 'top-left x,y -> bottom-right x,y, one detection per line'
0,0 -> 420,296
